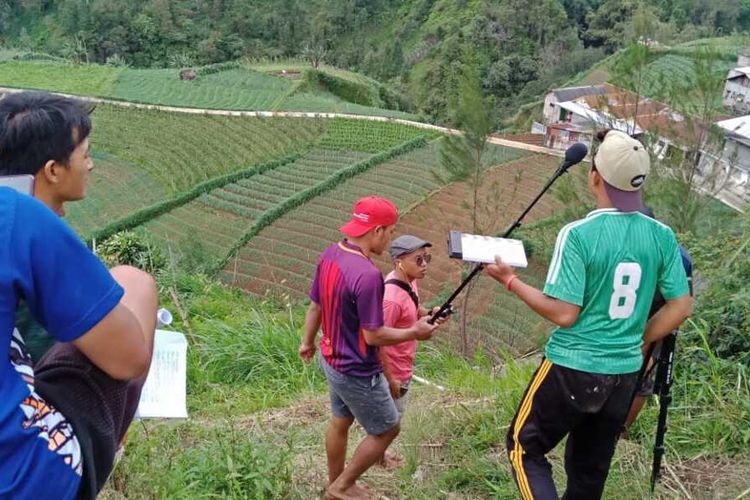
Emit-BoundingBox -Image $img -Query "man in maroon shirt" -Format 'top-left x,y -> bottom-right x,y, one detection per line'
299,196 -> 440,500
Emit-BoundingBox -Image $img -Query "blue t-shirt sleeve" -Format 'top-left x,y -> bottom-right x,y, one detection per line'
11,194 -> 124,342
679,246 -> 693,278
657,233 -> 689,301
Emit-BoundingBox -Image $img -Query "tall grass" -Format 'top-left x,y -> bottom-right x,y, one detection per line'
627,319 -> 750,456
161,273 -> 324,413
109,422 -> 295,499
103,269 -> 750,498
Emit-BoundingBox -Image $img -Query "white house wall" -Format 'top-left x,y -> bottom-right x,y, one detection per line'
721,140 -> 750,189
543,94 -> 558,124
724,80 -> 750,106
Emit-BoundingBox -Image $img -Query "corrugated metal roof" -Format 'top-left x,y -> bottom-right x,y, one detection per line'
557,100 -> 643,134
547,122 -> 588,132
551,85 -> 608,102
727,67 -> 750,80
717,115 -> 750,140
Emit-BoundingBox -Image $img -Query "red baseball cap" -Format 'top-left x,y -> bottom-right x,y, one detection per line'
339,196 -> 399,237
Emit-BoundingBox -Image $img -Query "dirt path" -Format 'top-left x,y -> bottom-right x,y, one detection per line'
176,389 -> 750,500
0,86 -> 564,157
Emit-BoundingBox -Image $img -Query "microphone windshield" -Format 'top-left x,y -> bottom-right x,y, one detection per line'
563,142 -> 588,168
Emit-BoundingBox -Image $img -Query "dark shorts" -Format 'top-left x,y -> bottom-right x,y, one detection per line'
507,359 -> 638,499
321,359 -> 399,436
34,342 -> 147,500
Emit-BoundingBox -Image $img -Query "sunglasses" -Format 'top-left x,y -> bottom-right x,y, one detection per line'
413,254 -> 432,266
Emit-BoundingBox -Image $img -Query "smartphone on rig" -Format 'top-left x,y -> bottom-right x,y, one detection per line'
0,175 -> 35,195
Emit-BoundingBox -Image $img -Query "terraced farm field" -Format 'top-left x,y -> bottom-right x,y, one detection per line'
59,109 -> 432,249
66,151 -> 166,238
144,149 -> 371,265
280,91 -> 418,120
384,154 -> 566,296
639,54 -> 734,104
318,118 -> 437,152
218,142 -> 531,298
110,68 -> 294,110
0,60 -> 121,95
90,105 -> 327,193
389,154 -> 584,356
0,59 -> 416,118
202,149 -> 371,219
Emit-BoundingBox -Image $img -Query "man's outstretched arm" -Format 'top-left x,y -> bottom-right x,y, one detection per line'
485,259 -> 581,328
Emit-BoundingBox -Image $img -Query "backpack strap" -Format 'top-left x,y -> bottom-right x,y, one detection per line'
384,278 -> 419,310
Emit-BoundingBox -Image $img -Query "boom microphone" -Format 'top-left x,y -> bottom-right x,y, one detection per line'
428,141 -> 589,324
560,142 -> 589,172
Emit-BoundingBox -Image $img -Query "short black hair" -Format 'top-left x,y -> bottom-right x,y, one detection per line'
0,91 -> 94,176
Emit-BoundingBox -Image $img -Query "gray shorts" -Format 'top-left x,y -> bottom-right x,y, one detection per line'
321,359 -> 399,436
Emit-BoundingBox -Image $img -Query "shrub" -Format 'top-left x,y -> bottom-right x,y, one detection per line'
97,230 -> 166,275
304,69 -> 376,106
196,60 -> 242,76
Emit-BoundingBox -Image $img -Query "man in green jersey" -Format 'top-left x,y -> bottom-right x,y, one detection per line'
486,130 -> 693,499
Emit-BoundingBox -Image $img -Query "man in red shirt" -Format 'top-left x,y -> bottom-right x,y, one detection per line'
299,197 -> 440,500
378,234 -> 439,469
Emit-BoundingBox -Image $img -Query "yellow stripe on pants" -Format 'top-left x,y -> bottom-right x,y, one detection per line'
511,359 -> 553,500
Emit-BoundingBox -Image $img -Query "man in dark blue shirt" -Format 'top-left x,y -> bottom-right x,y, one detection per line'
622,207 -> 694,434
0,91 -> 158,499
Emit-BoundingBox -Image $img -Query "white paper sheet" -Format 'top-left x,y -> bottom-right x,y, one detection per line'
135,329 -> 188,419
459,234 -> 528,267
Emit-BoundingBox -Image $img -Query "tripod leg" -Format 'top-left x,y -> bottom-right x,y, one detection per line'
650,332 -> 677,492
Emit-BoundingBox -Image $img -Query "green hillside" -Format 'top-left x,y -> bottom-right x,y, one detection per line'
0,59 -> 417,118
1,3 -> 748,498
7,0 -> 748,123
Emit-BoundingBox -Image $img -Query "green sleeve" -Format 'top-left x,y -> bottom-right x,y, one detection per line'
658,234 -> 689,300
543,228 -> 586,306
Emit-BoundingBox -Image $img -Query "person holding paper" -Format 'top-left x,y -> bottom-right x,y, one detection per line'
299,197 -> 440,500
378,234 -> 441,469
485,130 -> 692,499
0,91 -> 159,499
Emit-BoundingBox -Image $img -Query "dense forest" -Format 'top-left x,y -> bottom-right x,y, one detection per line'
2,0 -> 749,120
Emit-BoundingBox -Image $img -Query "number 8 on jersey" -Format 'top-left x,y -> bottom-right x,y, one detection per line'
609,262 -> 642,319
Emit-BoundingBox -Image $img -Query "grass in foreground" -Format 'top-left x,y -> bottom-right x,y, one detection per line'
102,273 -> 749,499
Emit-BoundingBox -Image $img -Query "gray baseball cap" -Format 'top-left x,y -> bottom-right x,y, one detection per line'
389,235 -> 432,260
